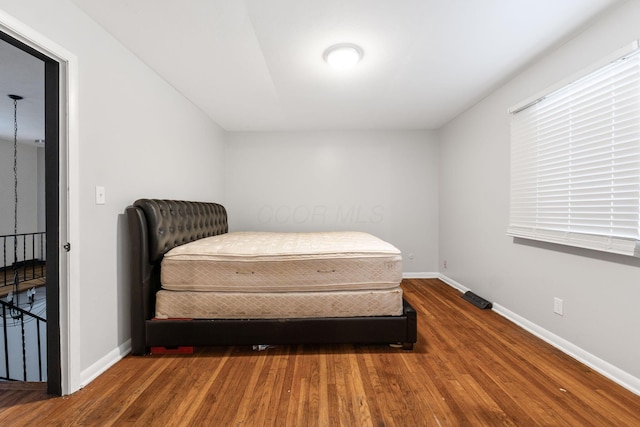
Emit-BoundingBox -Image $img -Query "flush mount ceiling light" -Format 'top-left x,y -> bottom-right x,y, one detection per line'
323,43 -> 363,70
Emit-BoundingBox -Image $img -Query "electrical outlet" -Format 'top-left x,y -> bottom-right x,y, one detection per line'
443,260 -> 448,269
554,297 -> 564,316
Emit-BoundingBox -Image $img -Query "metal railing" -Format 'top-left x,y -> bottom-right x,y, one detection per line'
0,299 -> 47,381
0,232 -> 47,382
1,232 -> 46,288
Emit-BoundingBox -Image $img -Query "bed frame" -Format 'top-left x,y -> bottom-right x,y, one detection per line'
126,199 -> 417,355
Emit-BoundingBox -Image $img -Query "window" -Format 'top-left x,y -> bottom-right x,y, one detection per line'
508,43 -> 640,257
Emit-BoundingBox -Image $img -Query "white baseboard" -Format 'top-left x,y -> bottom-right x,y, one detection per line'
435,273 -> 470,293
402,272 -> 470,293
492,303 -> 640,397
437,274 -> 640,397
80,339 -> 132,389
402,272 -> 439,279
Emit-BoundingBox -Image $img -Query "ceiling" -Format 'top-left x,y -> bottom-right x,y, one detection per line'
0,40 -> 44,144
1,0 -> 623,140
71,0 -> 621,132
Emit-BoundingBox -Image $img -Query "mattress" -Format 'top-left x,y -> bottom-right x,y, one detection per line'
155,288 -> 403,319
161,231 -> 403,292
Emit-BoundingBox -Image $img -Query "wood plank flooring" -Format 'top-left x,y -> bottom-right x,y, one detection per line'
1,278 -> 638,426
0,263 -> 46,297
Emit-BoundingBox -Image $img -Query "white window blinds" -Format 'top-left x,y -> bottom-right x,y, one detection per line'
508,45 -> 640,257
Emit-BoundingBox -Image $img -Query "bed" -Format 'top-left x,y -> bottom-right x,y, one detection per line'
126,199 -> 417,355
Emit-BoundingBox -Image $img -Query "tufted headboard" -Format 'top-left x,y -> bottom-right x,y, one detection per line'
126,199 -> 228,354
132,199 -> 228,263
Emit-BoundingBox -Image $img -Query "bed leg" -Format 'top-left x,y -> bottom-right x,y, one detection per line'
402,342 -> 414,351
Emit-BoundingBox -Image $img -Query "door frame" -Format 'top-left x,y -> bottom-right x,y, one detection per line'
0,10 -> 80,396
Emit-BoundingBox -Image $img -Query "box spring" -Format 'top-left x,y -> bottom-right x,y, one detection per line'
155,288 -> 403,319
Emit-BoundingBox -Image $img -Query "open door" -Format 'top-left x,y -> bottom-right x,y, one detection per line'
0,30 -> 61,395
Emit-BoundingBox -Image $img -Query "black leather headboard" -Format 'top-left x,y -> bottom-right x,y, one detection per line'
133,199 -> 228,263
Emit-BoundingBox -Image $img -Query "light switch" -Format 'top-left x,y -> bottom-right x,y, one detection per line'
554,297 -> 564,316
95,186 -> 106,205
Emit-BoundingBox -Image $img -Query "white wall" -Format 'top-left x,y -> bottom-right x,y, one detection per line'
439,1 -> 640,392
0,139 -> 41,268
225,131 -> 439,274
0,0 -> 226,392
37,146 -> 45,233
0,139 -> 39,236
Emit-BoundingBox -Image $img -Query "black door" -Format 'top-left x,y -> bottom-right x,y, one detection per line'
0,30 -> 61,396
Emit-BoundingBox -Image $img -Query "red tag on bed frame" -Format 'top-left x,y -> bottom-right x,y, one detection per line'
150,346 -> 194,354
150,318 -> 194,354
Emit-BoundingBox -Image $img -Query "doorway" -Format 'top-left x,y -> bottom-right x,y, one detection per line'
0,30 -> 61,395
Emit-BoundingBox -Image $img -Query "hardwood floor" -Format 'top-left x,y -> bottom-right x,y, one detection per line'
0,263 -> 46,297
1,278 -> 638,426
